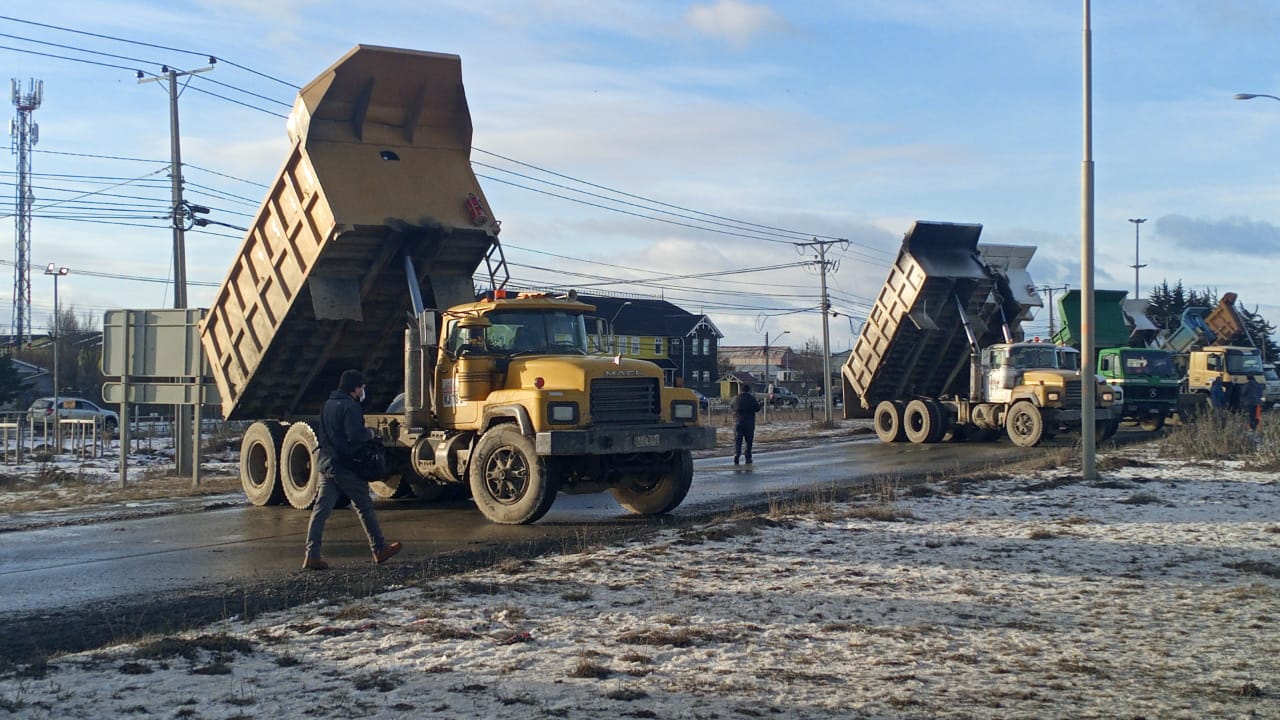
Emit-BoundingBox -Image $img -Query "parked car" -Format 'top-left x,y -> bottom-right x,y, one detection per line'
767,386 -> 800,407
27,397 -> 120,433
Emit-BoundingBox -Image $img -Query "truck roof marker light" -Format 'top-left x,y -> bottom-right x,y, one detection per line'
494,289 -> 508,299
534,377 -> 545,389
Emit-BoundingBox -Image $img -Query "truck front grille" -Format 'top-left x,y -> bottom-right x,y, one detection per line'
590,378 -> 660,424
1064,379 -> 1083,408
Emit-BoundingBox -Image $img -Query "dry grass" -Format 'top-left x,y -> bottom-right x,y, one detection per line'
0,471 -> 241,513
1160,409 -> 1280,465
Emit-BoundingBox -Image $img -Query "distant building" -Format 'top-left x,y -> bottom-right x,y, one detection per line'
576,294 -> 723,396
719,345 -> 798,383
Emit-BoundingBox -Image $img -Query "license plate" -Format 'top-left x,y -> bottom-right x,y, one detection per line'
633,433 -> 661,448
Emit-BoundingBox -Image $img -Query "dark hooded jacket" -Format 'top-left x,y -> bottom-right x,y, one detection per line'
317,389 -> 370,468
731,390 -> 761,425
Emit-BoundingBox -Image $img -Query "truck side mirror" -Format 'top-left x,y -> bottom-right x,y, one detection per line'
420,313 -> 438,348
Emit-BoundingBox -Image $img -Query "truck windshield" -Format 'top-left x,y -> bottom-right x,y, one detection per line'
486,310 -> 588,356
1007,346 -> 1060,369
1226,351 -> 1263,374
1120,350 -> 1176,377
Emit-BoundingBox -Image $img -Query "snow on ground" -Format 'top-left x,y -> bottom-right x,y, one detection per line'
2,444 -> 1277,719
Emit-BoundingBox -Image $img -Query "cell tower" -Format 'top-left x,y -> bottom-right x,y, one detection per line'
10,78 -> 42,350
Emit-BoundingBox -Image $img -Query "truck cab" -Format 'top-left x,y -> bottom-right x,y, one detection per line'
981,342 -> 1082,408
1263,363 -> 1280,407
1187,345 -> 1264,395
1097,347 -> 1180,431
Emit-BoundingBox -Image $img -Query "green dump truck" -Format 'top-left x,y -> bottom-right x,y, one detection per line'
1051,289 -> 1180,431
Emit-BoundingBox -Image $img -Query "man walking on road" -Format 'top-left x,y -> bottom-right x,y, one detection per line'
303,369 -> 402,570
731,385 -> 761,465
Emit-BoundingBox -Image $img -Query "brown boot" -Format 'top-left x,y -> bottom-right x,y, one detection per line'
373,541 -> 402,565
302,557 -> 329,571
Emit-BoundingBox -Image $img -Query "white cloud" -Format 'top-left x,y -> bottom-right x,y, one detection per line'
684,0 -> 789,48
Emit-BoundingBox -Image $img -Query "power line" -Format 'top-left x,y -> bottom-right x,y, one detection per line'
475,147 -> 847,245
0,14 -> 299,89
477,173 -> 794,245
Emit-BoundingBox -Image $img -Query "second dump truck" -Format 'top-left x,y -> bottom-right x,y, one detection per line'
842,221 -> 1117,447
199,46 -> 713,524
1051,289 -> 1180,431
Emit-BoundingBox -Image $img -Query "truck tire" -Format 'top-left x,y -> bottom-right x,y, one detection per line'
280,421 -> 321,509
903,399 -> 942,444
1139,415 -> 1165,432
240,421 -> 286,506
874,401 -> 906,443
612,450 -> 694,516
1005,402 -> 1044,447
469,425 -> 556,525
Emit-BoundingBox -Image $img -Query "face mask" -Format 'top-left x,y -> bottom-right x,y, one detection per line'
356,388 -> 366,403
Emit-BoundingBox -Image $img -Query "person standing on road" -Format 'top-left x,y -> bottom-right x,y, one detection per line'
1242,376 -> 1264,432
303,369 -> 402,570
1209,376 -> 1227,410
731,385 -> 761,466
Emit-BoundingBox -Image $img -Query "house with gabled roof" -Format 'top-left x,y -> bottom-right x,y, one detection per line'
576,294 -> 723,396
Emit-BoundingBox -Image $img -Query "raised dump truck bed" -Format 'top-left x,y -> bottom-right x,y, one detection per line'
842,221 -> 1036,414
1051,289 -> 1132,348
199,46 -> 501,420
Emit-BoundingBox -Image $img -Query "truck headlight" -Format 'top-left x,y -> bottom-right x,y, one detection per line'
1047,391 -> 1060,402
671,401 -> 696,420
1102,391 -> 1115,403
548,402 -> 578,424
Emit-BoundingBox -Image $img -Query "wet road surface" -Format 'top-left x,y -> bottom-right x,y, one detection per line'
0,435 -> 1046,661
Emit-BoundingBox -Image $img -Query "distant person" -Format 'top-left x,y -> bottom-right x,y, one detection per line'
1242,376 -> 1264,432
303,369 -> 402,570
731,386 -> 761,465
1209,376 -> 1227,410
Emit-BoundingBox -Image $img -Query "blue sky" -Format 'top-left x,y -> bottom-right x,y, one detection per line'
4,0 -> 1280,352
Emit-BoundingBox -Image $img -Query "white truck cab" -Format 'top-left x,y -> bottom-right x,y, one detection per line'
1262,363 -> 1280,407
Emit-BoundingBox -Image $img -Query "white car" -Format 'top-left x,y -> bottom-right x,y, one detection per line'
27,397 -> 120,433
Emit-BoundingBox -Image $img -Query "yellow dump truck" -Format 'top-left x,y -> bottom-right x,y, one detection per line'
201,46 -> 713,524
841,221 -> 1117,447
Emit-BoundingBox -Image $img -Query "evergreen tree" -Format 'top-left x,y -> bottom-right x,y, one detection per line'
1239,305 -> 1280,363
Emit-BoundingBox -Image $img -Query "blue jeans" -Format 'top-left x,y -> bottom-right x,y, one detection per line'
304,455 -> 386,560
733,422 -> 755,459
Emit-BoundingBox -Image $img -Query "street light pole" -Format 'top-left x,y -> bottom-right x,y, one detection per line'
608,301 -> 632,356
1128,218 -> 1147,299
762,330 -> 788,423
1234,93 -> 1280,103
44,262 -> 67,452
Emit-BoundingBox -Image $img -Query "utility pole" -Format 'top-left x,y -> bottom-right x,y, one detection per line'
1036,284 -> 1069,337
796,238 -> 848,424
1080,0 -> 1097,481
1128,218 -> 1147,300
139,61 -> 213,478
10,78 -> 42,349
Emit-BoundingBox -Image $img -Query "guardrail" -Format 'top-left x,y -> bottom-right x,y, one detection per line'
0,412 -> 247,465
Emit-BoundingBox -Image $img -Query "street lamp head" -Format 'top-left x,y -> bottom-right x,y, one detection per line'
1128,218 -> 1146,224
1235,93 -> 1259,100
43,263 -> 68,277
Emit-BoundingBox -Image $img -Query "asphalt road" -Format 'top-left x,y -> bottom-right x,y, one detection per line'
0,434 -> 1050,663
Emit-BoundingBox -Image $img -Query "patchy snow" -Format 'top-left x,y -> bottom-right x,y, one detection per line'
2,444 -> 1277,719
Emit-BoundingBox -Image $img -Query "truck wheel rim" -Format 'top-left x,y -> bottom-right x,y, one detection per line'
483,447 -> 529,504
